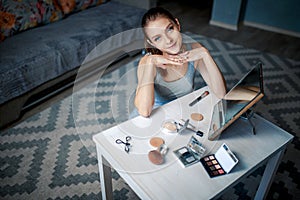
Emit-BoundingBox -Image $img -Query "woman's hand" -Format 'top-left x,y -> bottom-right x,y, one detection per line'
149,54 -> 186,69
166,45 -> 227,99
165,47 -> 209,63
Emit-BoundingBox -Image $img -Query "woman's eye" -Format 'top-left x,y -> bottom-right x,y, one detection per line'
167,26 -> 174,32
154,37 -> 161,42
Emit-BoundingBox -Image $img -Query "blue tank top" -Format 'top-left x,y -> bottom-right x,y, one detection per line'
154,44 -> 196,106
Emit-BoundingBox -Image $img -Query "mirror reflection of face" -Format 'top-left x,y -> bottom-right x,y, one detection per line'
145,17 -> 182,55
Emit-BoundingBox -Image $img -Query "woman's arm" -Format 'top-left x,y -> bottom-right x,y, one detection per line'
194,44 -> 226,99
134,54 -> 185,117
134,56 -> 156,117
166,43 -> 227,99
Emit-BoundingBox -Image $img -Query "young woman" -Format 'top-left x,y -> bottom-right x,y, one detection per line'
134,7 -> 227,117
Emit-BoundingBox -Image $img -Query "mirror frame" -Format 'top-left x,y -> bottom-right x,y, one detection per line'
208,62 -> 264,141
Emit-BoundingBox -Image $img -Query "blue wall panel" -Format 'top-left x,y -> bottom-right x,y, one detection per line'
210,0 -> 300,36
211,0 -> 243,26
243,0 -> 300,33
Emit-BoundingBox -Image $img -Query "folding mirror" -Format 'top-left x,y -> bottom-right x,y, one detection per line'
208,63 -> 264,141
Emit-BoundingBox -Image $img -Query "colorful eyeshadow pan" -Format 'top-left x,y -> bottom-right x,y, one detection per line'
201,143 -> 238,178
200,155 -> 228,178
186,156 -> 196,163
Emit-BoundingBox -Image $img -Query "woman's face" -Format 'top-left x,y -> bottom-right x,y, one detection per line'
145,17 -> 182,55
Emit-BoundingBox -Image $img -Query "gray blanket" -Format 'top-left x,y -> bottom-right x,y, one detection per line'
0,1 -> 145,104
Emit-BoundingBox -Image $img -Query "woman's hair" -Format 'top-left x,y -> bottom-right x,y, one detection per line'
141,7 -> 178,55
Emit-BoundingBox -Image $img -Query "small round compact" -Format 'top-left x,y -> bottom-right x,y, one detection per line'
148,143 -> 168,165
161,119 -> 178,134
149,137 -> 165,148
191,113 -> 204,121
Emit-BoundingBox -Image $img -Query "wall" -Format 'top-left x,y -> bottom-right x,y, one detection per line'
242,0 -> 300,37
210,0 -> 300,37
210,0 -> 243,31
113,0 -> 157,10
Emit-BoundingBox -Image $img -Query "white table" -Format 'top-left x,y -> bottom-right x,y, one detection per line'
93,86 -> 293,200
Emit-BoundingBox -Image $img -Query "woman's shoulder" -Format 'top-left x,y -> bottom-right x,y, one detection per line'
187,42 -> 203,49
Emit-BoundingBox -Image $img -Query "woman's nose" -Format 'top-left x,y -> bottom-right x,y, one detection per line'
165,35 -> 173,44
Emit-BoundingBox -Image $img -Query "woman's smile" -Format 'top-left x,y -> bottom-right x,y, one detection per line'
145,17 -> 182,54
166,44 -> 180,55
166,42 -> 177,51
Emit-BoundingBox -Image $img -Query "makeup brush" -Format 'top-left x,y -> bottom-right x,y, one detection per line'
189,91 -> 209,106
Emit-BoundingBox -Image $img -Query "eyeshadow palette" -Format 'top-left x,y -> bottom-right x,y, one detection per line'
174,136 -> 206,167
174,146 -> 198,167
200,143 -> 238,178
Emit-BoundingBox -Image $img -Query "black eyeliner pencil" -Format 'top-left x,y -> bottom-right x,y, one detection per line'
189,91 -> 209,106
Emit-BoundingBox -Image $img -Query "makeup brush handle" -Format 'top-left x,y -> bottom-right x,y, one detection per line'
189,91 -> 209,106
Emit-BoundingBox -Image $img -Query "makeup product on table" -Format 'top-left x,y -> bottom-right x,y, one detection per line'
148,144 -> 168,165
189,91 -> 209,106
177,119 -> 189,134
200,143 -> 238,178
173,136 -> 206,167
191,113 -> 204,121
178,119 -> 204,137
162,119 -> 189,134
115,136 -> 131,153
162,119 -> 178,134
149,137 -> 165,148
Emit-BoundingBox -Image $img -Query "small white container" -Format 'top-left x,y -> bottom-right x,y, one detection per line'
161,119 -> 178,134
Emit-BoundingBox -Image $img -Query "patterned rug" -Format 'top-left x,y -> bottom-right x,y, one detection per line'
1,32 -> 299,200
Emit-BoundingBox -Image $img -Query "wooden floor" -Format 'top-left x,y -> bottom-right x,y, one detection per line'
158,0 -> 300,60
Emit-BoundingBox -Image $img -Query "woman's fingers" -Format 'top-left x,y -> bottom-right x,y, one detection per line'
165,55 -> 187,63
162,56 -> 185,65
166,51 -> 189,62
151,55 -> 185,69
170,57 -> 185,63
156,60 -> 182,69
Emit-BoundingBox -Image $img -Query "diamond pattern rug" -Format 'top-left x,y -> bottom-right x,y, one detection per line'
1,33 -> 299,200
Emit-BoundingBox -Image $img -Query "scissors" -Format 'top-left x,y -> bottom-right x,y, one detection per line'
115,136 -> 132,153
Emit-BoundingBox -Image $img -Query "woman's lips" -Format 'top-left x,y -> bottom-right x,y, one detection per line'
166,42 -> 180,54
167,43 -> 176,49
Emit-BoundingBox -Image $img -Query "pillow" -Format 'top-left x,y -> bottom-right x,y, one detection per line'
57,0 -> 106,15
38,0 -> 64,24
0,0 -> 64,41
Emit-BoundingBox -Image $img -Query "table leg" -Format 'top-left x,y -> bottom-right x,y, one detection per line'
98,154 -> 113,200
254,148 -> 285,200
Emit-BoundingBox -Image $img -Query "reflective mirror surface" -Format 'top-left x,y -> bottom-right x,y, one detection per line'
208,63 -> 264,140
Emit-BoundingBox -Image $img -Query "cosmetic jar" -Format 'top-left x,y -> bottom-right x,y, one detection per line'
148,144 -> 168,165
161,119 -> 178,134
